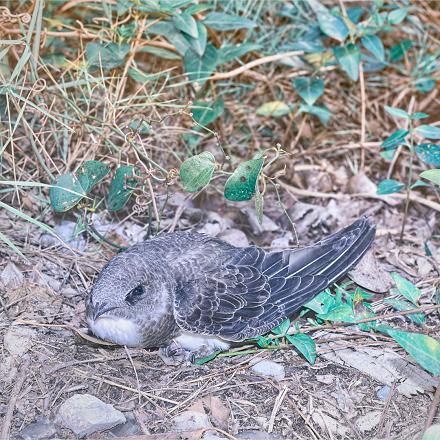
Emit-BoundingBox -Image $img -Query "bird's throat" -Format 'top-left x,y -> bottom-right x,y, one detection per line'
88,316 -> 142,347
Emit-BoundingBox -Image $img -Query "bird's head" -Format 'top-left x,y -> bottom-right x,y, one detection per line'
85,249 -> 170,347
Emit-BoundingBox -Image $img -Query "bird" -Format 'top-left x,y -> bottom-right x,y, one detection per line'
86,216 -> 375,363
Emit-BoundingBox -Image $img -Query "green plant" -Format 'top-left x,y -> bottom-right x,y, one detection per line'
376,106 -> 440,238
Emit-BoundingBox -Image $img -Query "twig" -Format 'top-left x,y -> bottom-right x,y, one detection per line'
359,61 -> 366,170
268,386 -> 288,433
0,360 -> 29,440
210,51 -> 304,81
378,381 -> 397,435
278,181 -> 440,213
424,378 -> 440,432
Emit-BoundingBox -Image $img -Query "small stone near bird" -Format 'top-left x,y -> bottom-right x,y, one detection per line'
56,394 -> 126,438
18,416 -> 57,440
250,360 -> 285,382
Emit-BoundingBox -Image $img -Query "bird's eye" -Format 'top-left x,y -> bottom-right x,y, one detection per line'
125,285 -> 145,305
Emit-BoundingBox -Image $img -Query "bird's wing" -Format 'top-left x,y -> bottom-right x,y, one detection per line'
173,217 -> 375,341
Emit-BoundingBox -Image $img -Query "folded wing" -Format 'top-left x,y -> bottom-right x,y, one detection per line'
173,216 -> 376,341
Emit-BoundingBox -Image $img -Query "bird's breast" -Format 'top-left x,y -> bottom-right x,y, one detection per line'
88,316 -> 143,347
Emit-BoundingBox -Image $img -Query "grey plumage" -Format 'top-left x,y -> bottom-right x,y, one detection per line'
86,217 -> 375,354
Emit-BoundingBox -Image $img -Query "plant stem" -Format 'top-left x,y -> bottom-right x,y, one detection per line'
400,121 -> 414,241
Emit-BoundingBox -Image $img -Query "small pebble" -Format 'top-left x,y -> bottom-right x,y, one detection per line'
376,385 -> 391,401
250,360 -> 285,382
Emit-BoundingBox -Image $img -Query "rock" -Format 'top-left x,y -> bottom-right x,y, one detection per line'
316,374 -> 334,385
1,262 -> 24,288
349,249 -> 393,293
348,172 -> 377,195
355,410 -> 382,433
236,430 -> 283,439
19,416 -> 57,440
108,412 -> 142,437
270,232 -> 294,249
416,256 -> 433,277
56,394 -> 126,438
219,229 -> 249,247
241,207 -> 279,235
250,360 -> 285,382
4,326 -> 36,357
376,385 -> 390,401
173,410 -> 211,431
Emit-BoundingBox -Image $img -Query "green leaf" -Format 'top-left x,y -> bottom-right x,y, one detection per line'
420,169 -> 440,186
179,151 -> 216,192
286,333 -> 317,365
317,10 -> 349,42
218,43 -> 262,64
317,304 -> 356,323
388,7 -> 408,25
377,179 -> 405,195
49,173 -> 86,212
191,100 -> 224,126
292,76 -> 324,106
183,44 -> 218,82
411,112 -> 429,120
304,290 -> 335,314
189,21 -> 207,56
415,77 -> 436,93
384,298 -> 425,326
224,156 -> 265,202
107,166 -> 139,212
389,40 -> 413,62
381,129 -> 409,150
415,125 -> 440,140
298,104 -> 331,125
361,34 -> 385,62
86,42 -> 130,69
272,318 -> 290,335
256,101 -> 290,118
384,105 -> 410,119
203,12 -> 256,31
379,327 -> 440,376
416,144 -> 440,167
77,160 -> 109,193
333,43 -> 360,81
172,12 -> 198,38
391,272 -> 422,305
138,45 -> 180,60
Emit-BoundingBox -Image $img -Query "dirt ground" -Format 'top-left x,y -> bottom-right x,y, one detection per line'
1,193 -> 439,440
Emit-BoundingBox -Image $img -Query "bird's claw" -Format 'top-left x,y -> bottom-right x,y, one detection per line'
158,340 -> 193,366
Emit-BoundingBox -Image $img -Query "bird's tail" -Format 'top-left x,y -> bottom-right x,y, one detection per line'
264,216 -> 376,316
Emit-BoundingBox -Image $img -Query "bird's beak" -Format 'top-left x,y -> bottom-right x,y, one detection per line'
91,302 -> 118,321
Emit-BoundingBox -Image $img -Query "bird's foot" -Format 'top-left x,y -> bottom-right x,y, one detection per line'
158,340 -> 195,366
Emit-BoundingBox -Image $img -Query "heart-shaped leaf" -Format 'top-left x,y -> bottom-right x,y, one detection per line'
86,42 -> 130,69
334,43 -> 360,81
286,333 -> 317,365
293,76 -> 324,105
107,166 -> 139,212
317,10 -> 349,42
172,12 -> 198,39
50,173 -> 86,212
77,160 -> 110,193
191,100 -> 224,126
299,104 -> 331,125
361,34 -> 385,62
224,155 -> 265,201
180,151 -> 216,192
184,44 -> 218,82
